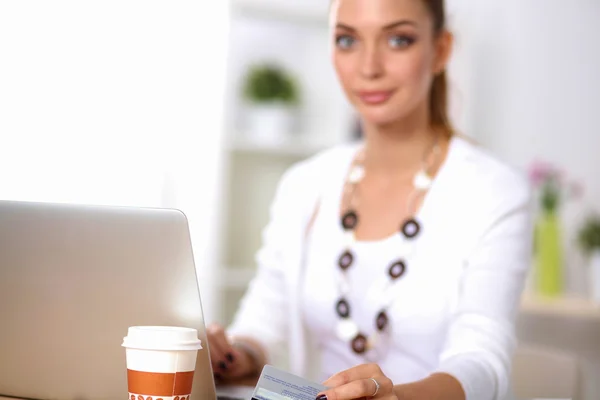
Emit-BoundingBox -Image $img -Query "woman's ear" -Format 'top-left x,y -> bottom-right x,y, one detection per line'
433,30 -> 453,75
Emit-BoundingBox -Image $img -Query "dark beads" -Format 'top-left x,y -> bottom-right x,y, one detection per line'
388,260 -> 406,279
351,333 -> 368,354
338,250 -> 354,270
341,210 -> 358,230
401,218 -> 421,239
376,310 -> 389,331
336,298 -> 350,318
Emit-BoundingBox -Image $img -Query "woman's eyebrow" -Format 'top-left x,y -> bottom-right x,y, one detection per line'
382,20 -> 417,30
335,23 -> 356,32
335,19 -> 417,32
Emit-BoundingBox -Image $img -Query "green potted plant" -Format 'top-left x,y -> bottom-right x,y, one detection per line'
241,63 -> 300,143
577,215 -> 600,302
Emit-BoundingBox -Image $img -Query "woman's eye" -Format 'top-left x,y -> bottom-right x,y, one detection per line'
335,35 -> 356,50
388,35 -> 415,49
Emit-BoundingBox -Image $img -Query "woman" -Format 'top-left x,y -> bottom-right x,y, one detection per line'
208,0 -> 532,399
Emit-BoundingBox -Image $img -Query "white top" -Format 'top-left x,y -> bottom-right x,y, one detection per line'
302,216 -> 437,383
300,145 -> 449,383
229,136 -> 533,400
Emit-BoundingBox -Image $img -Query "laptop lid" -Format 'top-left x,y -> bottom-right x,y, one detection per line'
0,200 -> 217,400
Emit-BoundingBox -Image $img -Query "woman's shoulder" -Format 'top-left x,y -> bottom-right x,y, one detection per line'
450,135 -> 532,209
278,141 -> 360,189
269,142 -> 360,217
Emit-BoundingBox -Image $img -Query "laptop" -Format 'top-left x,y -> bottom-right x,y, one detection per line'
0,200 -> 253,400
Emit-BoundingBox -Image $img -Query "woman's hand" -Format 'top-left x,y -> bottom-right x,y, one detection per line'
317,363 -> 398,400
205,323 -> 258,382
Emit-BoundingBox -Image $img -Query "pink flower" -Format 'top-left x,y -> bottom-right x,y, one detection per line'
528,160 -> 557,187
528,159 -> 585,210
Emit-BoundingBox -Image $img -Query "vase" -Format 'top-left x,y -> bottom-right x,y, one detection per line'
534,210 -> 564,296
244,102 -> 296,145
589,250 -> 600,303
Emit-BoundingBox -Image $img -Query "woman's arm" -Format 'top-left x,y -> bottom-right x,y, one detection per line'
430,171 -> 533,400
226,159 -> 318,370
318,366 -> 465,400
393,373 -> 465,400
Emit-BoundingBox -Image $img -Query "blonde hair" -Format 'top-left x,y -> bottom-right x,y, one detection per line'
423,0 -> 453,138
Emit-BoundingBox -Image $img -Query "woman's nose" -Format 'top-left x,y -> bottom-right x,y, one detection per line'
360,44 -> 384,80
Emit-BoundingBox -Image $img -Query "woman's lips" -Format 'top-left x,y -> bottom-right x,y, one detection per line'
356,90 -> 395,105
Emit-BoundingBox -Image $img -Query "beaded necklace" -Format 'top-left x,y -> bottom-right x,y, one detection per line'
335,140 -> 441,354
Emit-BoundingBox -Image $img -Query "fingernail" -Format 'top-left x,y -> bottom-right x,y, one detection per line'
226,353 -> 235,363
316,395 -> 327,400
218,361 -> 228,371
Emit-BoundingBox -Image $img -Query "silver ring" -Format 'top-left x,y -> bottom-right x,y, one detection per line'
370,377 -> 380,397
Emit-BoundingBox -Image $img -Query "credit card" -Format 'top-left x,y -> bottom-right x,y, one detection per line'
251,365 -> 328,400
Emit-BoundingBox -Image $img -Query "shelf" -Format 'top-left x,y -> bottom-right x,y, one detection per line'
232,0 -> 329,27
227,136 -> 334,158
217,271 -> 600,318
519,293 -> 600,320
219,266 -> 257,289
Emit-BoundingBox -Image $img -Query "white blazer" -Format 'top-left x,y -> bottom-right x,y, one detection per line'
228,136 -> 533,400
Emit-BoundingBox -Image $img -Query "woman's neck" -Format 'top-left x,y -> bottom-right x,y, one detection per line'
361,120 -> 442,178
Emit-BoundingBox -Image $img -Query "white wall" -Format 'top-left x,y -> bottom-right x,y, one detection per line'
448,0 -> 600,295
0,0 -> 231,322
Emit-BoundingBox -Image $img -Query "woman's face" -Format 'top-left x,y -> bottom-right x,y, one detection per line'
331,0 -> 449,127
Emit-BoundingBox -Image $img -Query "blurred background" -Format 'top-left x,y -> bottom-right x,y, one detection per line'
1,0 -> 599,399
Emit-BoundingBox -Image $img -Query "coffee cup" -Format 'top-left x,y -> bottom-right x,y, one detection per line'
122,326 -> 203,400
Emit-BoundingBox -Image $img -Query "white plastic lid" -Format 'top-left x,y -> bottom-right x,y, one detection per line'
122,326 -> 203,351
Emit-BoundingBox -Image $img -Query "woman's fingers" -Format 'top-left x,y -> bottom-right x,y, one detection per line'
206,324 -> 234,375
319,364 -> 394,400
318,378 -> 382,400
323,363 -> 382,387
